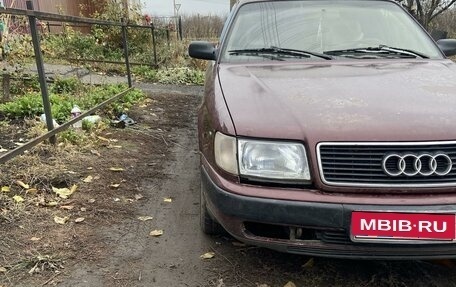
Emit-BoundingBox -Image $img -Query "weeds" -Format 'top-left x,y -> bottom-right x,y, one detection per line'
155,67 -> 205,85
7,254 -> 64,274
0,80 -> 145,123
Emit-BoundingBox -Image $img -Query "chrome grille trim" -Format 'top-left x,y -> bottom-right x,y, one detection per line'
317,141 -> 456,187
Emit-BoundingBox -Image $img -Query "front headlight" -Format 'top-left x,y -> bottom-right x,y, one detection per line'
238,139 -> 310,181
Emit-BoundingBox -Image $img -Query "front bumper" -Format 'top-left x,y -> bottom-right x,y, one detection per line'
202,167 -> 456,259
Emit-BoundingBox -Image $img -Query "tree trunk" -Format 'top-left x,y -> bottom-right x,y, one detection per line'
230,0 -> 236,10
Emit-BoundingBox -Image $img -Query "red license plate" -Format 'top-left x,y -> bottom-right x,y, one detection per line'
351,211 -> 456,242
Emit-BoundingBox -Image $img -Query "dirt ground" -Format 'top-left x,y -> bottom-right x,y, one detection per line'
3,84 -> 456,287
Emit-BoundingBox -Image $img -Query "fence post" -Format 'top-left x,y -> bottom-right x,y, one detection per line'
121,18 -> 132,88
178,16 -> 183,41
2,73 -> 10,102
150,23 -> 157,67
26,0 -> 56,144
166,29 -> 170,47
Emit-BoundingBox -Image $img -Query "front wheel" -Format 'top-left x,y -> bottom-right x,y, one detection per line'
200,182 -> 224,235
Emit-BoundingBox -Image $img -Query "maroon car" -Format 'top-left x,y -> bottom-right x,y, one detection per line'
189,0 -> 456,259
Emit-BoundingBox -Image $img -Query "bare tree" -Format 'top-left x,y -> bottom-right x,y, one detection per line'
400,0 -> 456,29
230,0 -> 236,10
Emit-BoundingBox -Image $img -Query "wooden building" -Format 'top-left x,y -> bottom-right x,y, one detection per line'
3,0 -> 141,33
3,0 -> 139,15
3,0 -> 102,16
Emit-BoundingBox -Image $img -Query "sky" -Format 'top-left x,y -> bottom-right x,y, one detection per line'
142,0 -> 230,16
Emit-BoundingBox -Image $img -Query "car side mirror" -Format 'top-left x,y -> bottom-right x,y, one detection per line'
188,41 -> 216,61
437,39 -> 456,57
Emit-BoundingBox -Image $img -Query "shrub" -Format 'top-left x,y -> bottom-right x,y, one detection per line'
155,67 -> 204,85
0,82 -> 145,123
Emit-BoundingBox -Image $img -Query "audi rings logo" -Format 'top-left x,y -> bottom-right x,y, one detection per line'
382,153 -> 453,177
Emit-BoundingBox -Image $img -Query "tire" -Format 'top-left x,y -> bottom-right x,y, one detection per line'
200,182 -> 224,235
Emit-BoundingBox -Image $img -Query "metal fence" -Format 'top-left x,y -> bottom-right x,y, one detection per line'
0,1 -> 151,164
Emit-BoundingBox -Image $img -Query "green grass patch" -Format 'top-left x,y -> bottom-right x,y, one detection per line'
133,66 -> 205,86
0,78 -> 145,123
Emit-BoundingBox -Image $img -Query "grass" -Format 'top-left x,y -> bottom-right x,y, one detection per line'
0,78 -> 145,123
7,254 -> 64,274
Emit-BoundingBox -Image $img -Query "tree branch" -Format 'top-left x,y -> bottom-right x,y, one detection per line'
430,0 -> 456,21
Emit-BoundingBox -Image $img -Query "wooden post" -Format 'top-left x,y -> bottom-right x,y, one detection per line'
2,73 -> 10,102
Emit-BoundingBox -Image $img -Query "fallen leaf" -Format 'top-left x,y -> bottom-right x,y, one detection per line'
138,216 -> 154,221
0,267 -> 6,273
87,167 -> 93,170
109,167 -> 124,172
163,197 -> 173,203
283,282 -> 297,287
30,237 -> 41,241
88,199 -> 96,203
110,183 -> 121,188
97,136 -> 110,142
1,186 -> 10,192
47,201 -> 58,207
60,205 -> 74,210
13,195 -> 24,203
302,258 -> 314,269
90,149 -> 101,156
26,188 -> 38,194
83,175 -> 93,183
52,185 -> 77,199
16,180 -> 30,189
80,207 -> 87,212
200,252 -> 215,260
54,216 -> 69,225
75,217 -> 85,223
150,229 -> 163,237
134,194 -> 144,200
113,198 -> 120,202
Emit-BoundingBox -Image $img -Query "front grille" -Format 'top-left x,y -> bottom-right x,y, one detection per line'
318,142 -> 456,187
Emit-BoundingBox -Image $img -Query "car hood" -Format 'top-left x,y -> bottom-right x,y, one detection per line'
218,60 -> 456,143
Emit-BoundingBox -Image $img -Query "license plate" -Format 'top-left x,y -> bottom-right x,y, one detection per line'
351,211 -> 456,243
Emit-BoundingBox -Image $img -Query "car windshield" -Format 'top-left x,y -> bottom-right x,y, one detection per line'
221,0 -> 443,62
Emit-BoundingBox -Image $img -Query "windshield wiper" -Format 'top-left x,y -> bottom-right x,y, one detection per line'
324,45 -> 429,59
229,46 -> 333,60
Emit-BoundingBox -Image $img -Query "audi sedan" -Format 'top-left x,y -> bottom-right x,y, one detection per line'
189,0 -> 456,259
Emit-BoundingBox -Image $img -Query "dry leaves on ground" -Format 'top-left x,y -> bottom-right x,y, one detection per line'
150,229 -> 164,237
138,216 -> 154,222
200,252 -> 215,260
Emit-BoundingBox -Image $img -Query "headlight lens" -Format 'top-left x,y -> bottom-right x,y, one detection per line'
238,139 -> 310,181
214,132 -> 238,175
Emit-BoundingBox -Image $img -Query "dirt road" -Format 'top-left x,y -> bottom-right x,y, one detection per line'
18,85 -> 456,287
